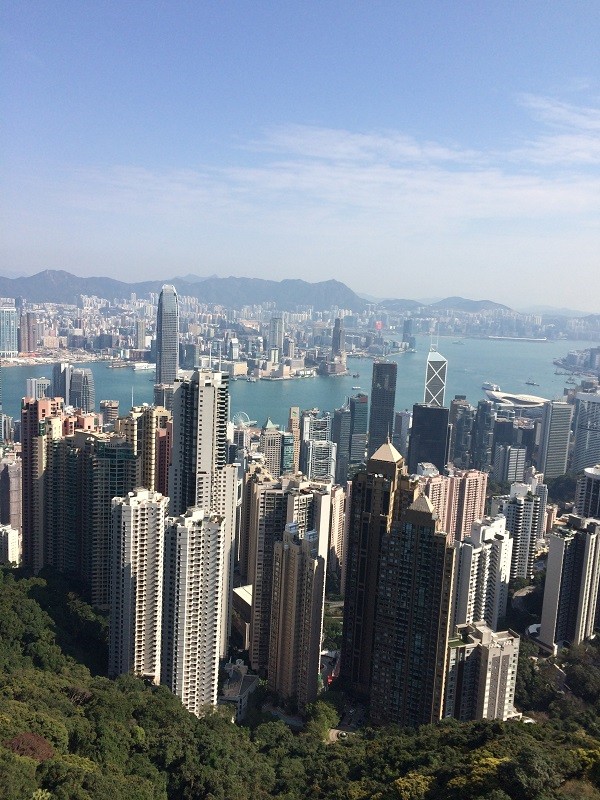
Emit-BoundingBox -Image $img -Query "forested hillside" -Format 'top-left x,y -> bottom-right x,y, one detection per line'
1,569 -> 600,800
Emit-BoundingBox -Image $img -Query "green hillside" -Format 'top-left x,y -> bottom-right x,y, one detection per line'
1,569 -> 600,800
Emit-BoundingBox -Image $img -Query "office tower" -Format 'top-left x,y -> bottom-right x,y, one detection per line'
268,522 -> 325,708
109,489 -> 168,683
70,368 -> 95,412
115,404 -> 171,492
20,397 -> 65,571
494,483 -> 540,580
368,361 -> 397,457
288,406 -> 300,472
538,515 -> 600,655
575,464 -> 600,518
153,383 -> 175,412
0,305 -> 18,357
392,409 -> 412,459
332,403 -> 351,483
407,404 -> 450,474
331,317 -> 345,355
302,439 -> 336,482
472,400 -> 496,472
493,444 -> 526,483
162,508 -> 226,713
370,492 -> 455,726
524,468 -> 548,539
280,432 -> 295,474
258,419 -> 283,476
301,408 -> 332,442
445,622 -> 520,722
100,399 -> 120,426
26,377 -> 51,400
135,318 -> 146,350
448,396 -> 474,468
341,442 -> 420,701
424,349 -> 447,407
453,516 -> 512,630
0,455 -> 22,532
169,368 -> 238,657
349,393 -> 368,463
0,524 -> 20,565
52,362 -> 72,405
538,400 -> 573,479
156,285 -> 179,385
572,393 -> 600,473
269,316 -> 284,358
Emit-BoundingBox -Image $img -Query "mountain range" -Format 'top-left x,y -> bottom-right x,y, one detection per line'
0,269 -> 539,315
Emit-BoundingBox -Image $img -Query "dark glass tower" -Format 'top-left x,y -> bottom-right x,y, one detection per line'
407,404 -> 450,474
156,285 -> 179,385
367,361 -> 397,458
70,368 -> 95,412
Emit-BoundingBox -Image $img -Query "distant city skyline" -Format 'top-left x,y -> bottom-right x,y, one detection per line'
2,3 -> 600,310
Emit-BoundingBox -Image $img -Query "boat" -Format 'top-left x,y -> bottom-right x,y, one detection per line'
130,362 -> 155,371
525,380 -> 539,386
453,340 -> 465,345
352,373 -> 360,378
247,377 -> 257,382
481,381 -> 501,392
352,386 -> 361,390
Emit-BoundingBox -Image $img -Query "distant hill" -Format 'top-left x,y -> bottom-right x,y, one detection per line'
427,296 -> 511,312
0,270 -> 368,311
378,298 -> 422,312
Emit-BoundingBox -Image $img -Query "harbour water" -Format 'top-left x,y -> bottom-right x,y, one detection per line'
2,336 -> 597,426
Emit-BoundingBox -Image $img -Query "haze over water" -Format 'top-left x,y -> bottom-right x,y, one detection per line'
3,336 -> 597,425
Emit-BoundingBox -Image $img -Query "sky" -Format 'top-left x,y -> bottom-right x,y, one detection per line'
2,1 -> 600,310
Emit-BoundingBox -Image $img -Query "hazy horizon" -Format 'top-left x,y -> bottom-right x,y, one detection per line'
2,3 -> 600,310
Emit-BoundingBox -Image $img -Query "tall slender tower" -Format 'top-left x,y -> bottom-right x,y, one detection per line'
162,508 -> 227,712
109,489 -> 168,683
340,442 -> 419,699
367,361 -> 397,457
572,393 -> 600,473
156,285 -> 179,385
169,368 -> 238,657
424,349 -> 447,407
538,400 -> 573,479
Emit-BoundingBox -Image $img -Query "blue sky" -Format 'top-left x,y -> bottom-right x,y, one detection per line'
2,2 -> 600,309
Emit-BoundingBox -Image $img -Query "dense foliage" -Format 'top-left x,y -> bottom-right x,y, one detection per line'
2,569 -> 600,799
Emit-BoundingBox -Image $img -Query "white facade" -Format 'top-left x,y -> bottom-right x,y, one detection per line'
162,508 -> 226,713
0,524 -> 20,565
453,516 -> 512,631
109,489 -> 167,683
494,483 -> 540,579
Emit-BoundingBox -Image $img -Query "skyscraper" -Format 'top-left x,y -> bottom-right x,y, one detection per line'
493,483 -> 540,580
340,442 -> 420,701
69,368 -> 96,412
52,362 -> 72,405
472,399 -> 496,472
575,464 -> 600,519
269,316 -> 284,358
169,368 -> 238,657
452,515 -> 512,631
156,285 -> 179,385
369,492 -> 455,726
407,404 -> 450,474
0,305 -> 18,357
538,515 -> 600,655
538,400 -> 573,479
572,393 -> 600,473
331,317 -> 345,355
424,349 -> 447,407
331,403 -> 351,483
268,522 -> 325,709
367,361 -> 397,457
288,406 -> 301,473
162,508 -> 226,713
109,489 -> 168,683
349,393 -> 368,464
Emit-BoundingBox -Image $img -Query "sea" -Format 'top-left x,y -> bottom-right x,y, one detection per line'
2,336 -> 597,427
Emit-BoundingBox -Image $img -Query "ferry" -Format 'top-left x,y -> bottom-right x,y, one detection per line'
481,381 -> 501,392
352,386 -> 361,390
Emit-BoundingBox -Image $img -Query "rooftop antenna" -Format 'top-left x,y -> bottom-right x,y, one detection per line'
131,385 -> 134,409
